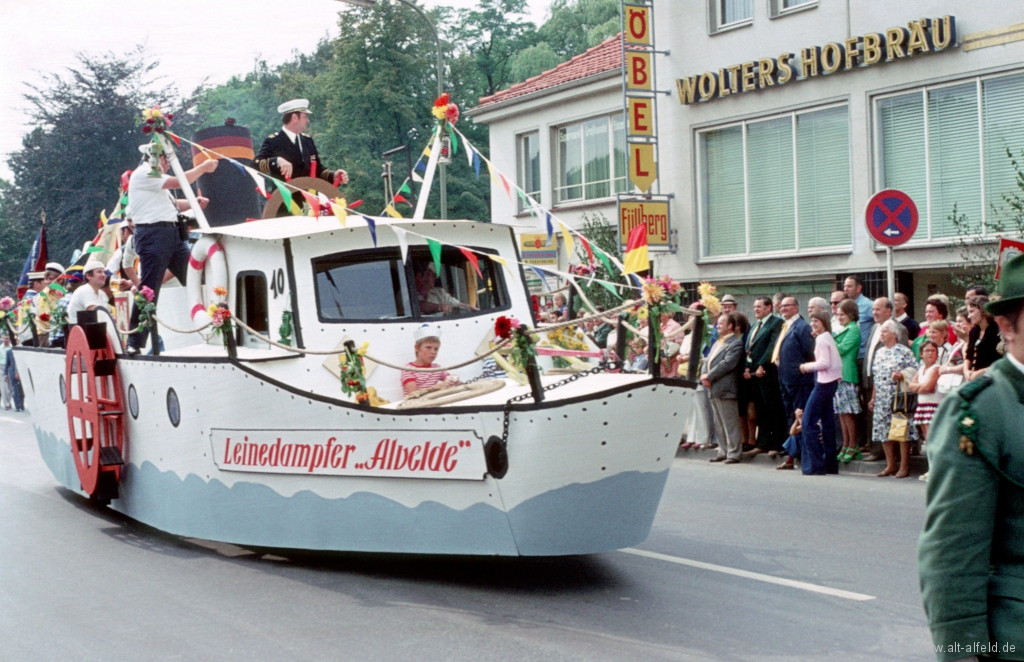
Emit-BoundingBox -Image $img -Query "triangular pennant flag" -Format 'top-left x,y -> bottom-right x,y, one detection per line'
246,167 -> 270,199
578,234 -> 595,266
362,216 -> 377,246
393,193 -> 409,205
270,178 -> 299,214
558,221 -> 575,258
423,145 -> 432,158
300,190 -> 321,216
516,189 -> 531,213
411,170 -> 423,183
458,247 -> 482,278
317,192 -> 331,207
529,266 -> 552,291
596,280 -> 623,300
100,210 -> 108,226
447,127 -> 458,156
528,199 -> 544,220
230,159 -> 246,174
498,173 -> 512,201
398,182 -> 411,195
465,142 -> 475,168
168,132 -> 181,147
486,161 -> 500,186
472,150 -> 481,180
545,212 -> 554,244
329,198 -> 348,226
391,226 -> 410,263
414,160 -> 427,173
592,246 -> 616,277
488,254 -> 512,276
384,204 -> 402,219
427,238 -> 443,276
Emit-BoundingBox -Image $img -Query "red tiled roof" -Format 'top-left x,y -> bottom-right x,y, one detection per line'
475,34 -> 623,109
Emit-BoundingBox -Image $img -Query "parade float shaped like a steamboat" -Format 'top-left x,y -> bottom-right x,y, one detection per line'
12,118 -> 697,556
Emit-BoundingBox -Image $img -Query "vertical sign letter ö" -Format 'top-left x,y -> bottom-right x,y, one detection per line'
626,7 -> 651,45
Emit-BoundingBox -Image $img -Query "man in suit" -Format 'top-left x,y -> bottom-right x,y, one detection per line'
702,312 -> 745,464
254,99 -> 348,185
745,296 -> 786,456
773,296 -> 816,431
894,292 -> 920,339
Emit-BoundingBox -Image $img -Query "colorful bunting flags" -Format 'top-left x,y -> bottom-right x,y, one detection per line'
545,212 -> 554,245
529,266 -> 552,291
558,221 -> 575,257
300,190 -> 321,216
362,216 -> 377,246
488,254 -> 512,276
458,247 -> 482,278
391,226 -> 410,263
398,182 -> 411,195
329,198 -> 348,226
384,204 -> 402,219
426,238 -> 443,276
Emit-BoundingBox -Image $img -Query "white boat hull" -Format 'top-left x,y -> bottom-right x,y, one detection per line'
16,347 -> 692,556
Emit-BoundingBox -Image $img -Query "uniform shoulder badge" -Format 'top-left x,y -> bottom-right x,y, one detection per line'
956,375 -> 994,455
269,132 -> 278,138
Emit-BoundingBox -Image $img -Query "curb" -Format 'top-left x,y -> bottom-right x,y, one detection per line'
674,443 -> 928,476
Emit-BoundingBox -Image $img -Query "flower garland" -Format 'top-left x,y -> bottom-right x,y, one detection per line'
134,286 -> 156,333
339,341 -> 370,404
640,275 -> 686,364
432,93 -> 459,161
139,105 -> 175,177
544,325 -> 590,368
697,281 -> 721,351
495,316 -> 537,372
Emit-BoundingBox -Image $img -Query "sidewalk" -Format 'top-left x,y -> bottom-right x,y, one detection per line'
675,442 -> 928,476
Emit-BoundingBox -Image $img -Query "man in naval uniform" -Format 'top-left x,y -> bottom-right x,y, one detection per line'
253,99 -> 348,185
919,253 -> 1024,661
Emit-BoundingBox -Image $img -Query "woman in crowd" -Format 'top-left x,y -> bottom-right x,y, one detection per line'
908,340 -> 943,442
660,311 -> 685,375
798,310 -> 842,475
924,320 -> 953,365
833,299 -> 862,463
868,320 -> 920,478
964,295 -> 1001,381
401,324 -> 460,396
937,307 -> 971,382
628,336 -> 649,373
913,297 -> 954,358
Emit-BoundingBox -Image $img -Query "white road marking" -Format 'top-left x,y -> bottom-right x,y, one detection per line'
621,548 -> 876,602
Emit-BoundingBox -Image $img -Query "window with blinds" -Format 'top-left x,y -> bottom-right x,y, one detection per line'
876,72 -> 1024,242
699,105 -> 851,258
555,114 -> 628,204
516,132 -> 541,213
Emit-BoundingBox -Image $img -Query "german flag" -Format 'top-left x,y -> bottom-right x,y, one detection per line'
623,223 -> 649,275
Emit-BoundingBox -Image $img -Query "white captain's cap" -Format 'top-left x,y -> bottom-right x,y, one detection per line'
413,323 -> 442,343
278,98 -> 312,115
26,271 -> 46,280
83,259 -> 106,274
45,262 -> 64,275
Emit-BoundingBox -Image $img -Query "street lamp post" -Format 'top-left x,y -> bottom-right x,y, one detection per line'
334,0 -> 447,219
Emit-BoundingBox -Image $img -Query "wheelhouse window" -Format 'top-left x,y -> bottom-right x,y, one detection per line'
236,271 -> 269,347
313,246 -> 508,322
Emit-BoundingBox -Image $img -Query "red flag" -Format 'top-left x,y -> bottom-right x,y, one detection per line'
299,191 -> 321,216
458,247 -> 483,278
578,235 -> 595,267
394,193 -> 409,205
623,223 -> 649,275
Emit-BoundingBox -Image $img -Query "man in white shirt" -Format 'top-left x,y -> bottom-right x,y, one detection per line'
125,145 -> 216,354
829,290 -> 846,334
67,260 -> 110,325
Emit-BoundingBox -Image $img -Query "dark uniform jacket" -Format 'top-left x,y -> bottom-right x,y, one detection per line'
746,315 -> 783,372
776,316 -> 815,387
254,131 -> 337,182
919,357 -> 1024,661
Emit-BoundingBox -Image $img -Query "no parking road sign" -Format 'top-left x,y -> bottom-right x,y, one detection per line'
866,189 -> 918,247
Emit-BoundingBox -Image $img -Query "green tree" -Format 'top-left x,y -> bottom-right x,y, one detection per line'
509,43 -> 563,83
946,148 -> 1024,298
450,0 -> 538,97
3,48 -> 202,285
539,0 -> 620,59
571,211 -> 625,311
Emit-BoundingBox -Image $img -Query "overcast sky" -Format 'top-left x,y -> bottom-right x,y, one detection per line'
0,0 -> 550,181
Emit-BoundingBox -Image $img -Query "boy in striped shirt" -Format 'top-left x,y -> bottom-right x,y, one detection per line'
402,324 -> 460,396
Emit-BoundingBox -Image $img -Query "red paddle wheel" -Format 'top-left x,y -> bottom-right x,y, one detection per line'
65,324 -> 126,502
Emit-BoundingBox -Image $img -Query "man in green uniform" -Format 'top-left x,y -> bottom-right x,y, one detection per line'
919,254 -> 1024,661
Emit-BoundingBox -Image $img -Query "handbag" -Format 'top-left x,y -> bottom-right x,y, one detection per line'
937,372 -> 964,394
888,386 -> 911,442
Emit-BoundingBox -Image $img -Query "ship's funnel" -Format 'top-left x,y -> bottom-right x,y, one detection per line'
191,121 -> 261,226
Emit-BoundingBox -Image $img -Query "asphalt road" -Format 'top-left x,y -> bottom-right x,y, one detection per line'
0,408 -> 935,661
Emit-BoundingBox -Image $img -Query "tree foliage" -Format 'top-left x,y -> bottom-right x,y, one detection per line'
946,148 -> 1024,296
0,48 -> 203,292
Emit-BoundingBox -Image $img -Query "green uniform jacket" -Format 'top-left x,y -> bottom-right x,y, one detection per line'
919,358 -> 1024,661
833,322 -> 861,384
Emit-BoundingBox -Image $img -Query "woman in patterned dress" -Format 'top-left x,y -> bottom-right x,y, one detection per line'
832,299 -> 862,463
868,320 -> 919,478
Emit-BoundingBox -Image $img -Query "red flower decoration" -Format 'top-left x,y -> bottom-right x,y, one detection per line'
494,316 -> 513,340
445,103 -> 459,124
142,125 -> 152,134
433,93 -> 450,107
39,313 -> 51,322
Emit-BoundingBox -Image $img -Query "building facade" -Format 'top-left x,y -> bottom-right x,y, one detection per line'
470,2 -> 1024,311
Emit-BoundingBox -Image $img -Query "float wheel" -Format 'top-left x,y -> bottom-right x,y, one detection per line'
65,324 -> 126,499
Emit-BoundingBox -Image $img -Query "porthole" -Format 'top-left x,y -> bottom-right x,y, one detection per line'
167,388 -> 180,427
128,384 -> 139,419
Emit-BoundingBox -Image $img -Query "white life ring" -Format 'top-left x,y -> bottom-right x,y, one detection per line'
187,236 -> 227,331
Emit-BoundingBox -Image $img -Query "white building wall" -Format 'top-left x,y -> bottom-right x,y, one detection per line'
655,0 -> 1024,285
